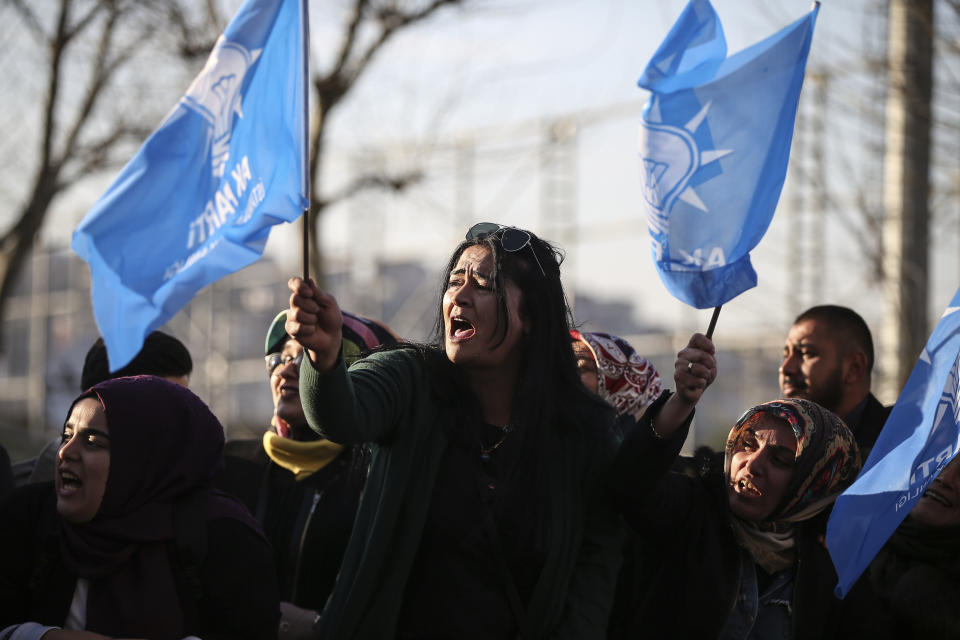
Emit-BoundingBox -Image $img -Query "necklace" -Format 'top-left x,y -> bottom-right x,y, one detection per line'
480,423 -> 512,462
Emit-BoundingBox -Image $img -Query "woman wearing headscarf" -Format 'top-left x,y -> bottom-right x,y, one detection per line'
286,223 -> 622,639
608,333 -> 861,639
570,330 -> 662,428
567,330 -> 664,638
0,376 -> 278,640
218,309 -> 399,639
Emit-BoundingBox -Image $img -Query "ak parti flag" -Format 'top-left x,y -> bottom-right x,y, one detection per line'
638,0 -> 818,308
72,0 -> 308,371
827,288 -> 960,598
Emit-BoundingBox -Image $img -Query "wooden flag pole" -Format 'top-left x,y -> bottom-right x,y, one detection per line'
302,207 -> 310,281
706,306 -> 721,339
300,0 -> 311,282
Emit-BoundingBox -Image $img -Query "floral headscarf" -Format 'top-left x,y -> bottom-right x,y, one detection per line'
723,397 -> 861,572
571,330 -> 662,420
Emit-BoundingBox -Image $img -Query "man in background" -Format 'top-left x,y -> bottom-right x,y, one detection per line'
12,331 -> 193,485
779,304 -> 891,457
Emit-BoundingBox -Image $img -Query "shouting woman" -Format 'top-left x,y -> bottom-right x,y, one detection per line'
286,223 -> 622,639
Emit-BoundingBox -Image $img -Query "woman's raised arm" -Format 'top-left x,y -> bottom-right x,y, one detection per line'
651,332 -> 717,439
286,277 -> 343,373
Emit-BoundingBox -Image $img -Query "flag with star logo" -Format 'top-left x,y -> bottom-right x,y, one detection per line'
72,0 -> 309,371
827,287 -> 960,598
638,0 -> 818,308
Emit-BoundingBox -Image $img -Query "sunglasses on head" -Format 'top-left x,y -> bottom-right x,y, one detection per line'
465,222 -> 546,277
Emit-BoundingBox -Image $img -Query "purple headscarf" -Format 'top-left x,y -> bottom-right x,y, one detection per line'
58,375 -> 260,639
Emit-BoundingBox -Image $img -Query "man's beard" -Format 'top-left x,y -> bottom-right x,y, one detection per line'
786,365 -> 845,415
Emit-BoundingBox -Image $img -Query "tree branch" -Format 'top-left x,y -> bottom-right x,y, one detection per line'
327,0 -> 371,80
165,0 -> 222,59
316,169 -> 424,210
347,0 -> 460,87
57,1 -> 125,167
60,122 -> 152,184
7,0 -> 46,40
62,0 -> 109,44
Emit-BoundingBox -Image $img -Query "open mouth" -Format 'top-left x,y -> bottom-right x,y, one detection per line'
450,316 -> 477,341
736,478 -> 762,498
58,468 -> 82,494
279,383 -> 299,397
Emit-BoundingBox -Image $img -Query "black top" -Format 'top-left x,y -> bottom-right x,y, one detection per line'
0,482 -> 279,639
217,439 -> 364,610
844,392 -> 892,460
0,444 -> 11,501
607,394 -> 850,640
396,424 -> 546,639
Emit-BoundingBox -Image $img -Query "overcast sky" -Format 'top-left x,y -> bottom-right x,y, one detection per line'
12,0 -> 959,339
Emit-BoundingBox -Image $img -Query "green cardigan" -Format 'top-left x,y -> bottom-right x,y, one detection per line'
300,347 -> 623,639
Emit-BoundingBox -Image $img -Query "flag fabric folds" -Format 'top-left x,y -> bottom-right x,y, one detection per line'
638,0 -> 818,308
72,0 -> 308,371
826,287 -> 960,598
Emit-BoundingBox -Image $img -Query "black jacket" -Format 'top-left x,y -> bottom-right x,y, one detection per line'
607,394 -> 846,639
846,392 -> 892,459
833,530 -> 960,639
0,482 -> 279,639
218,439 -> 365,611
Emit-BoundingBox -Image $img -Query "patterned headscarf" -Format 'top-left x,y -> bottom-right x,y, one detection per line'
570,330 -> 662,420
723,397 -> 862,572
263,309 -> 400,475
265,309 -> 400,362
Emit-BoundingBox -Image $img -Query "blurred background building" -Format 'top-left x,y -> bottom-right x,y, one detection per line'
1,0 -> 956,460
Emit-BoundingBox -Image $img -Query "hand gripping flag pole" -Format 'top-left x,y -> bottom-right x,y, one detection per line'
73,0 -> 310,371
638,0 -> 819,339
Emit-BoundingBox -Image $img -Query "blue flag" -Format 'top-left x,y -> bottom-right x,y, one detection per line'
638,0 -> 817,308
72,0 -> 308,371
825,288 -> 960,598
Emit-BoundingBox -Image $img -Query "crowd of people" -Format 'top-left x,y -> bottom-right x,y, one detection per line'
0,222 -> 956,639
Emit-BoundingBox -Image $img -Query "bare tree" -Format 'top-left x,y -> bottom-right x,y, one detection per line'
0,0 -> 470,348
0,0 -> 206,348
305,0 -> 466,278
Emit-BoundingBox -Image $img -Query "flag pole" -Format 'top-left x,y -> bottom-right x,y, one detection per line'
302,209 -> 309,280
706,306 -> 721,339
300,0 -> 311,281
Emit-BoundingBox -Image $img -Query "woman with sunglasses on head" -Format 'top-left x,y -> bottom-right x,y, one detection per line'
0,376 -> 279,640
286,223 -> 622,639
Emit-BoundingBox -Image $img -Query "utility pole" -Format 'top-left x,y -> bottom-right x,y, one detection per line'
810,71 -> 829,304
787,85 -> 806,314
539,118 -> 579,303
456,139 -> 476,233
880,0 -> 933,400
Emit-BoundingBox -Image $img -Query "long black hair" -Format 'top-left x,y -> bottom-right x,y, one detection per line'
410,225 -> 615,549
428,226 -> 610,435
